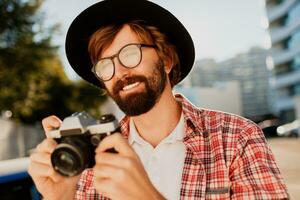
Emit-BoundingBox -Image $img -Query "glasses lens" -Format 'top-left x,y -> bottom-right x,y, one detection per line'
94,59 -> 114,81
119,44 -> 141,68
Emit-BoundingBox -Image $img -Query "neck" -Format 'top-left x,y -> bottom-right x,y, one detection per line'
131,83 -> 182,147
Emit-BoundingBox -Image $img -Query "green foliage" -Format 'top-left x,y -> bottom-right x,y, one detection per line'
0,0 -> 106,124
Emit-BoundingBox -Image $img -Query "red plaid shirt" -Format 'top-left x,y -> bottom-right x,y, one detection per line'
75,94 -> 289,199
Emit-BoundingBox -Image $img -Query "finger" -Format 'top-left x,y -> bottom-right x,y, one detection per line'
28,161 -> 63,183
28,161 -> 52,178
36,138 -> 57,154
96,133 -> 135,157
30,152 -> 51,166
41,115 -> 62,135
93,163 -> 120,179
95,152 -> 130,167
50,170 -> 65,183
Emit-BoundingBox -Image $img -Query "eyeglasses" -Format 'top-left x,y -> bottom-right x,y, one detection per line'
91,43 -> 157,81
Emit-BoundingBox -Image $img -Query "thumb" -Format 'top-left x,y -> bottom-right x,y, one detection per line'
42,115 -> 62,136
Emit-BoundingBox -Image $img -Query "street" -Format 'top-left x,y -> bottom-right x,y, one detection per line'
268,138 -> 300,199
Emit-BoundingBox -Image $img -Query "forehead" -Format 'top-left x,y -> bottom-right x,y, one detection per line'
101,25 -> 141,57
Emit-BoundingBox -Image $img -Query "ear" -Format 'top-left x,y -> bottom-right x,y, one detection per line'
164,58 -> 173,74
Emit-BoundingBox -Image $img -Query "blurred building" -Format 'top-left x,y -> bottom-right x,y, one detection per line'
175,81 -> 242,116
181,47 -> 273,121
264,0 -> 300,122
0,119 -> 44,161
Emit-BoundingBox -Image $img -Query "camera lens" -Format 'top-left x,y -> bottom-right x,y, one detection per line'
56,151 -> 76,173
51,143 -> 85,177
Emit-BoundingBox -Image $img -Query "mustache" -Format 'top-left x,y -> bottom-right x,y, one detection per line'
112,75 -> 148,94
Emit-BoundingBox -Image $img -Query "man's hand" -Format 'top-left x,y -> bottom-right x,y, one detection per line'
94,133 -> 165,200
28,115 -> 80,200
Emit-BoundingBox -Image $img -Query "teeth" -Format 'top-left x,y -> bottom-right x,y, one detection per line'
122,82 -> 140,91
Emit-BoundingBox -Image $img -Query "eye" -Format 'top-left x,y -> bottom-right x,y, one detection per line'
119,45 -> 141,67
95,59 -> 114,80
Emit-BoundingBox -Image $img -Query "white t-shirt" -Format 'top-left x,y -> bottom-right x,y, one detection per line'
128,113 -> 186,200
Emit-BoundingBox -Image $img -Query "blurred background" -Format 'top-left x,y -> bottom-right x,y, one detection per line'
0,0 -> 299,199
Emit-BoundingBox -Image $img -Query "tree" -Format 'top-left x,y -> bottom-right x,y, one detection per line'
0,0 -> 106,124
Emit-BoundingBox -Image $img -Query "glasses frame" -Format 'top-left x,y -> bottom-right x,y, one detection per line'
91,43 -> 157,82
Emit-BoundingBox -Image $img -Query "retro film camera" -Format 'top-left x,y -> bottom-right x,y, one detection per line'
48,112 -> 119,177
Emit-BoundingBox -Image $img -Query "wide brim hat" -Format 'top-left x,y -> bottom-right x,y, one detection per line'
65,0 -> 195,88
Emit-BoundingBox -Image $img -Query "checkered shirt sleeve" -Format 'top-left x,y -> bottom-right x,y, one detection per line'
228,122 -> 288,199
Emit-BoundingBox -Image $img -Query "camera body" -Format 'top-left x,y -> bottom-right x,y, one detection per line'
48,112 -> 119,177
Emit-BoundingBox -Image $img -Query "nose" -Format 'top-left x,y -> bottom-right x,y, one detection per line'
113,57 -> 130,80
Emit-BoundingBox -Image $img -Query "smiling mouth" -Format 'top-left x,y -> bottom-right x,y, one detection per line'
122,82 -> 141,91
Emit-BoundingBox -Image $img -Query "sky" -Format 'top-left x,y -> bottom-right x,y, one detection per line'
41,0 -> 268,80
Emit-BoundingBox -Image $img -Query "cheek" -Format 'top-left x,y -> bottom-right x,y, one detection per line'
139,55 -> 159,73
104,81 -> 114,92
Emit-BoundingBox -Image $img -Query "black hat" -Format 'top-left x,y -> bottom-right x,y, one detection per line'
65,0 -> 195,88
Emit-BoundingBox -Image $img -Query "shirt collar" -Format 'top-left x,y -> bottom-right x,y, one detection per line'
175,93 -> 205,136
128,118 -> 145,146
128,111 -> 185,146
